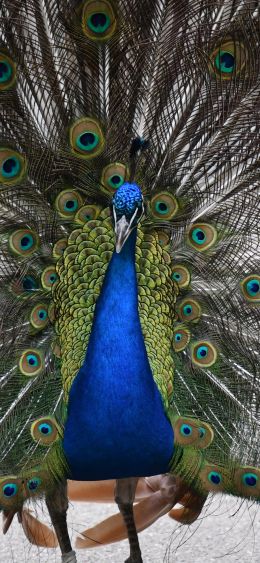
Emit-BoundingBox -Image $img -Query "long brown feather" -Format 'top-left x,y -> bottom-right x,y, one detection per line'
19,509 -> 58,548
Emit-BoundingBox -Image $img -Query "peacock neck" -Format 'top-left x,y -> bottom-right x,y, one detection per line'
95,228 -> 139,321
80,227 -> 152,385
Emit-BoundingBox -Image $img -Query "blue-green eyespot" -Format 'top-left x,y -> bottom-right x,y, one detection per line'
208,471 -> 222,485
210,40 -> 247,79
70,118 -> 105,159
101,163 -> 129,194
41,266 -> 58,290
188,223 -> 217,251
82,0 -> 117,40
192,341 -> 217,367
31,416 -> 60,445
30,304 -> 49,330
178,299 -> 201,322
0,148 -> 27,185
241,275 -> 260,303
18,349 -> 44,376
27,477 -> 42,493
0,53 -> 16,90
172,326 -> 191,352
150,192 -> 179,221
55,189 -> 83,218
172,264 -> 190,289
9,229 -> 39,257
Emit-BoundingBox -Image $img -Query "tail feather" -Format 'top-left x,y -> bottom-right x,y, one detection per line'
76,493 -> 174,549
20,508 -> 58,548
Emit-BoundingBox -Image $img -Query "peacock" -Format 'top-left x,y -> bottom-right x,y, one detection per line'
0,0 -> 259,561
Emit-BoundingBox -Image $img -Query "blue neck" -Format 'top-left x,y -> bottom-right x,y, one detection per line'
83,228 -> 151,382
63,229 -> 174,480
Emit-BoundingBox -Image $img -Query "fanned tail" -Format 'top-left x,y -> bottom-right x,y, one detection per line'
0,0 -> 259,540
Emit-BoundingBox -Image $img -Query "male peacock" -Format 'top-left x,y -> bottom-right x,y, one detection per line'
0,0 -> 259,562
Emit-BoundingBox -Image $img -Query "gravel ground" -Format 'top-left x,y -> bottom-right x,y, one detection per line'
1,495 -> 260,563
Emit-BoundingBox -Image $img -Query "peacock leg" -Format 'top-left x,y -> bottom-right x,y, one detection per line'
45,480 -> 77,563
115,477 -> 143,563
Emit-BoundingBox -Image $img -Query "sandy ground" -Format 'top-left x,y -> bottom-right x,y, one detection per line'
1,495 -> 260,562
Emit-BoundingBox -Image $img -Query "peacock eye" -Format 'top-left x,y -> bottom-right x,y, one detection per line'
30,416 -> 60,445
174,416 -> 214,448
75,204 -> 101,225
196,345 -> 208,359
55,190 -> 83,218
27,477 -> 42,493
199,464 -> 226,492
150,192 -> 179,221
3,483 -> 18,498
208,471 -> 222,485
215,51 -> 235,73
82,0 -> 117,40
2,156 -> 20,177
77,132 -> 99,151
0,53 -> 16,90
174,417 -> 200,446
101,163 -> 129,194
180,423 -> 192,437
210,40 -> 247,79
88,12 -> 110,33
8,229 -> 39,257
19,349 -> 44,376
0,148 -> 27,184
108,174 -> 124,189
30,304 -> 49,330
242,472 -> 258,487
241,275 -> 260,302
171,265 -> 191,288
41,266 -> 58,290
178,298 -> 201,322
188,223 -> 217,251
172,326 -> 190,352
69,118 -> 105,159
195,421 -> 214,449
156,202 -> 167,213
192,341 -> 217,367
234,467 -> 260,497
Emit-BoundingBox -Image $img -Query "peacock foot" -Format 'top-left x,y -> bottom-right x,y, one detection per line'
61,550 -> 77,563
125,555 -> 143,563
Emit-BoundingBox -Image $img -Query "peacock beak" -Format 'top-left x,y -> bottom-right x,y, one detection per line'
112,200 -> 144,253
114,214 -> 133,253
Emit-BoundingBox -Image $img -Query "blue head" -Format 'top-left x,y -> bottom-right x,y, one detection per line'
112,183 -> 144,252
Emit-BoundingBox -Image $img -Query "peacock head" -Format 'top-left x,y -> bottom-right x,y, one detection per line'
112,182 -> 144,253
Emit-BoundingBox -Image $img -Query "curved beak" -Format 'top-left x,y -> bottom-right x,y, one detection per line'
114,208 -> 139,253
